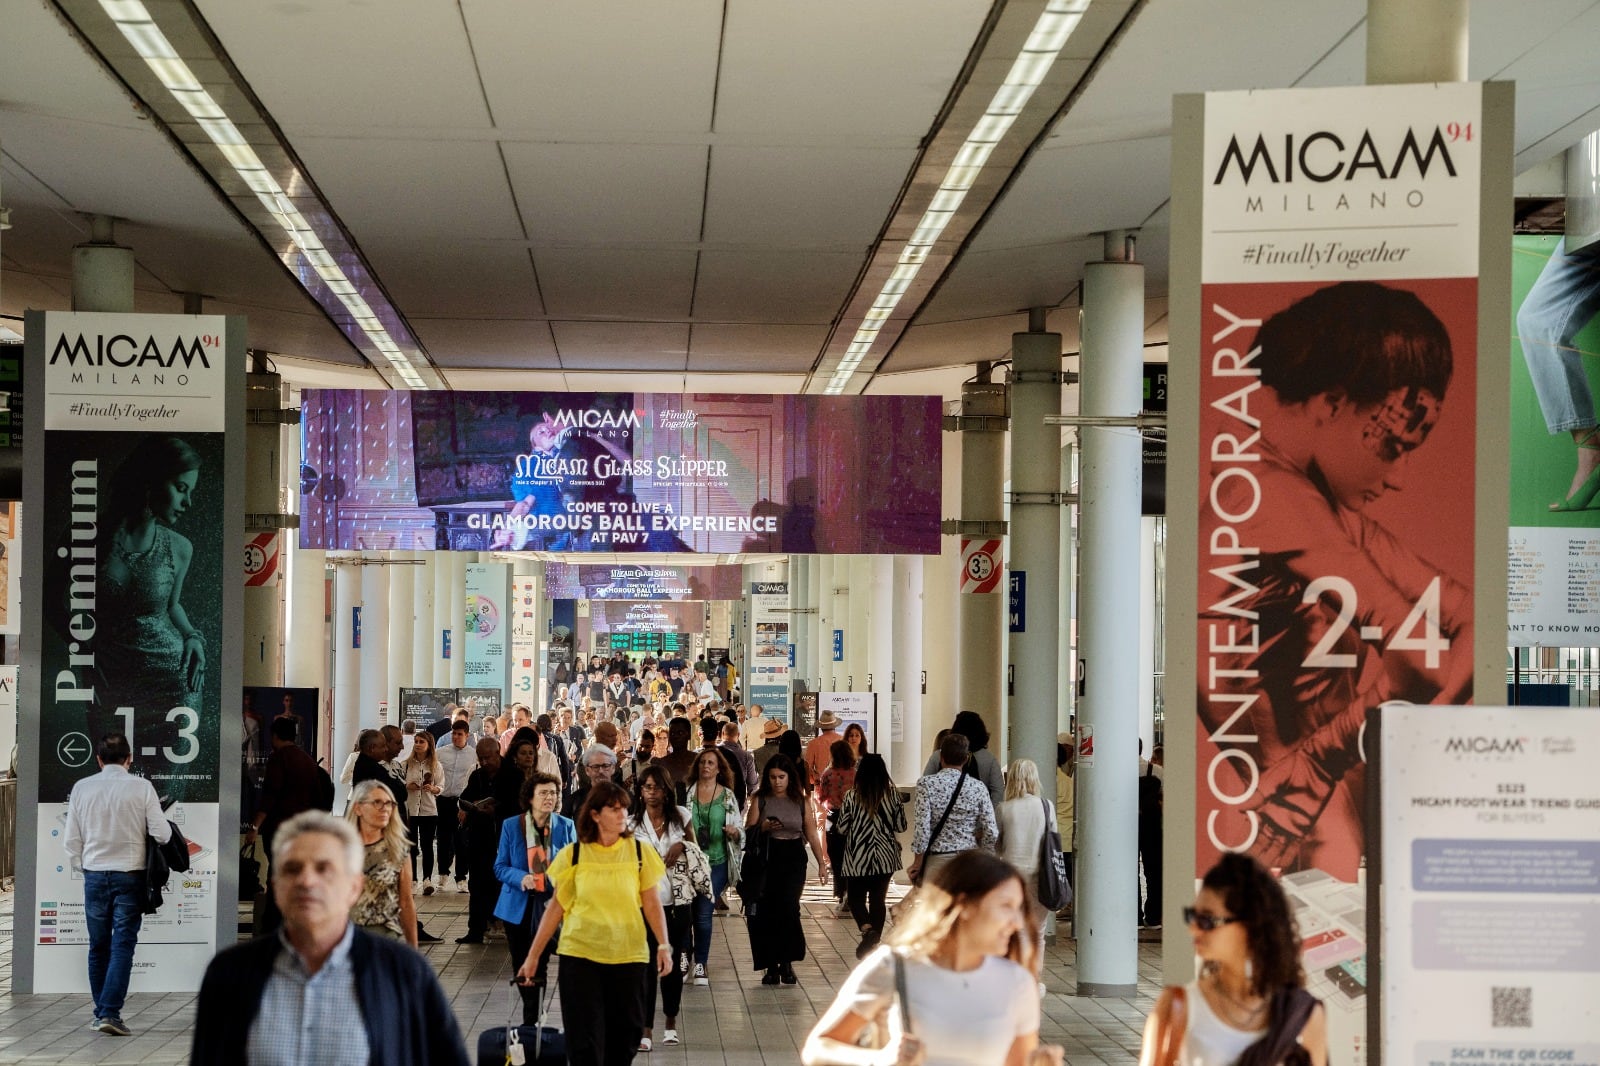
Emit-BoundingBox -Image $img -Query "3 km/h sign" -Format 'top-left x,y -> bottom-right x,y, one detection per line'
960,538 -> 1003,595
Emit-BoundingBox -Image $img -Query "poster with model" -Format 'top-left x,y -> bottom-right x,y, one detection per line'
300,391 -> 942,555
1508,233 -> 1600,640
22,311 -> 242,994
1375,706 -> 1600,1064
1195,83 -> 1486,1066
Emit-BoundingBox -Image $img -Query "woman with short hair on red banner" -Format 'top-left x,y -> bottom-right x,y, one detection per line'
1198,281 -> 1474,877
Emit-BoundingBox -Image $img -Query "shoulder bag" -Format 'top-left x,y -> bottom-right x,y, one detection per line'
913,773 -> 965,885
1036,796 -> 1072,910
1237,987 -> 1321,1066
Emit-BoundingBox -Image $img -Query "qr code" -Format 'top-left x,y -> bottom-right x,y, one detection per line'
1491,986 -> 1532,1028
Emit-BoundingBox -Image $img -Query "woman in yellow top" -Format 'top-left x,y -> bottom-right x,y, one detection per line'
518,779 -> 672,1065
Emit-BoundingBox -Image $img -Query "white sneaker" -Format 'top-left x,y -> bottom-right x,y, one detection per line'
662,1029 -> 680,1045
455,879 -> 469,893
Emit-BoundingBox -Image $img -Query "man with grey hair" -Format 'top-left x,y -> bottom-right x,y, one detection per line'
190,811 -> 469,1066
561,742 -> 618,819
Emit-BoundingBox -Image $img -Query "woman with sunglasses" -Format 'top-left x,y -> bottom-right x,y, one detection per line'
1139,853 -> 1326,1066
629,765 -> 695,1050
346,779 -> 418,947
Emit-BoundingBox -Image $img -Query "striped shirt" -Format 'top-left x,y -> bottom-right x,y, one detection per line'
246,925 -> 370,1066
912,768 -> 997,855
836,790 -> 907,878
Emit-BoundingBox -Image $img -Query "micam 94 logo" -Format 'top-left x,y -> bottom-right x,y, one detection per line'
50,333 -> 215,368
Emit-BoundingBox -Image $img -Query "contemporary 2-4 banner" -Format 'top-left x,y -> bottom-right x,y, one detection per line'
300,391 -> 941,555
1177,82 -> 1511,1066
18,312 -> 245,994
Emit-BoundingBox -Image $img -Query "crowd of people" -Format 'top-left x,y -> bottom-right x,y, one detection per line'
61,644 -> 1320,1066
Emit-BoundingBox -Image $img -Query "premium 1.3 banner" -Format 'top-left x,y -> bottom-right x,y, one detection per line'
1191,82 -> 1495,1066
19,311 -> 244,994
300,391 -> 942,555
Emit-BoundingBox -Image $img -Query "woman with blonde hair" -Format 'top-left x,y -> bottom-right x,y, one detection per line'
997,758 -> 1055,962
802,850 -> 1063,1066
405,729 -> 444,894
346,778 -> 418,947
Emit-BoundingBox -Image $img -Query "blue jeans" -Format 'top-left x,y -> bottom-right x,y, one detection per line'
1518,238 -> 1600,433
84,870 -> 145,1020
692,861 -> 729,965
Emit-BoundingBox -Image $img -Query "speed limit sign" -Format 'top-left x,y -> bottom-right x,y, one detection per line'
960,538 -> 1002,594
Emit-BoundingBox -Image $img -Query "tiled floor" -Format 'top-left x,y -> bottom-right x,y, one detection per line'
0,879 -> 1161,1064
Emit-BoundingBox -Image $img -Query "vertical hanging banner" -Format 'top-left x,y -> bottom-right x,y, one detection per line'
1183,83 -> 1509,1066
19,311 -> 244,994
510,576 -> 540,706
1374,706 -> 1600,1064
464,563 -> 511,703
748,581 -> 790,723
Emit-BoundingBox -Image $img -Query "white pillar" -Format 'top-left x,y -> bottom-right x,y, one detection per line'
1366,0 -> 1467,85
957,377 -> 1007,730
433,551 -> 452,687
847,557 -> 869,691
1058,443 -> 1078,735
865,556 -> 893,756
388,551 -> 415,699
413,553 -> 434,690
333,563 -> 363,788
286,549 -> 328,688
361,560 -> 392,727
449,554 -> 467,689
1008,324 -> 1064,790
1138,518 -> 1158,755
789,556 -> 810,691
924,437 -> 962,740
71,215 -> 134,313
892,556 -> 925,784
815,555 -> 836,691
806,556 -> 824,691
1075,236 -> 1145,997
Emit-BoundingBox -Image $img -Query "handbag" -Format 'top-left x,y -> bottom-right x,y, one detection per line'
737,803 -> 770,906
718,788 -> 744,888
677,837 -> 714,904
1036,797 -> 1072,910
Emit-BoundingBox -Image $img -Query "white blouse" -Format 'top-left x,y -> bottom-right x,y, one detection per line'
630,806 -> 691,905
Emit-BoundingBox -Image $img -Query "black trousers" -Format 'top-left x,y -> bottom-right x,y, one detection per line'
435,798 -> 460,877
505,899 -> 556,1024
747,837 -> 807,970
826,829 -> 846,900
558,954 -> 648,1066
643,903 -> 692,1027
1139,821 -> 1162,925
466,838 -> 497,937
845,873 -> 891,933
410,815 -> 438,881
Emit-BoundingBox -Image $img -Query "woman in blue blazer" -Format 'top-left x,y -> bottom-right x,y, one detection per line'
494,771 -> 574,1024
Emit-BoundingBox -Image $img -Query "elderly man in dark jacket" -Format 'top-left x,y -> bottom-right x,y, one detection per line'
190,811 -> 469,1066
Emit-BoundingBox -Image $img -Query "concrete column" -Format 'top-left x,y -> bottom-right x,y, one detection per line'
1138,518 -> 1158,754
1058,442 -> 1078,736
815,555 -> 836,691
892,555 -> 925,784
1366,0 -> 1467,85
1075,235 -> 1145,997
388,551 -> 415,698
957,376 -> 1008,732
806,555 -> 823,691
847,557 -> 869,691
333,562 -> 362,791
243,370 -> 287,686
789,556 -> 810,691
1008,321 -> 1064,791
448,554 -> 467,689
866,556 -> 893,755
360,560 -> 391,727
286,549 -> 328,708
413,553 -> 434,689
71,215 -> 134,312
433,551 -> 452,687
924,438 -> 963,738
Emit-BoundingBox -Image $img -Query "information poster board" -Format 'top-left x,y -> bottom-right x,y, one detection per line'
1187,83 -> 1501,1066
463,563 -> 510,703
747,581 -> 790,719
0,501 -> 18,635
20,311 -> 244,994
1375,706 -> 1599,1064
819,691 -> 876,752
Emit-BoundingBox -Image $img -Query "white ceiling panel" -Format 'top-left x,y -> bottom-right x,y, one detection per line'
683,373 -> 806,394
366,243 -> 541,319
446,368 -> 572,392
463,0 -> 722,134
563,371 -> 689,393
715,0 -> 993,140
410,319 -> 561,369
537,248 -> 697,319
291,138 -> 522,243
703,146 -> 915,248
920,239 -> 1101,325
688,323 -> 830,372
968,137 -> 1173,253
884,312 -> 1032,373
0,0 -> 145,125
504,142 -> 708,246
692,250 -> 859,322
210,301 -> 363,365
194,0 -> 492,131
276,355 -> 385,391
552,321 -> 689,369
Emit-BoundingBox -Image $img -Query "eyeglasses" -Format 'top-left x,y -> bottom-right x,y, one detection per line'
363,799 -> 396,809
1182,907 -> 1240,932
586,761 -> 616,770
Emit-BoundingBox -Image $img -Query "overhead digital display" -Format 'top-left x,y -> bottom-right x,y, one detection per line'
544,562 -> 744,601
299,391 -> 942,555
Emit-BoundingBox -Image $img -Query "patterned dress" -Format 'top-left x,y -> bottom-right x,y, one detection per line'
352,840 -> 404,938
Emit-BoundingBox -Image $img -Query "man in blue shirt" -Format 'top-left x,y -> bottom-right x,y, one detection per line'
189,811 -> 469,1066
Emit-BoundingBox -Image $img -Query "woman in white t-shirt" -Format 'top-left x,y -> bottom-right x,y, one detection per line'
801,850 -> 1064,1066
997,759 -> 1054,963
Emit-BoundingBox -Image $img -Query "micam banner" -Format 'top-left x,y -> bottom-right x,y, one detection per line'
299,391 -> 942,555
1169,82 -> 1511,1066
16,311 -> 246,994
747,581 -> 790,717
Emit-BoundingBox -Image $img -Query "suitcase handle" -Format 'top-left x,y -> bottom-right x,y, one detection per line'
504,978 -> 553,1061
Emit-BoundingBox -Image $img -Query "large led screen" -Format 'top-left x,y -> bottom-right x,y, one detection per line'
300,391 -> 942,555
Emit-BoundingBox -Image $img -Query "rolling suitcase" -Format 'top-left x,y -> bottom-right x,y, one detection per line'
477,981 -> 565,1065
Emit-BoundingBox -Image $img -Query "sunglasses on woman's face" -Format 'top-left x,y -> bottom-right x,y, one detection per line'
1182,906 -> 1240,932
